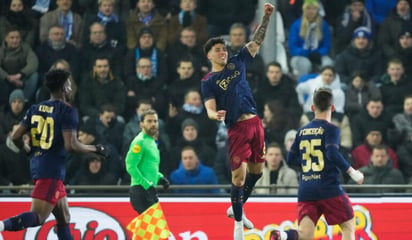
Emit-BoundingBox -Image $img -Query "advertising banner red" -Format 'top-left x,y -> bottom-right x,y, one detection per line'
0,197 -> 411,239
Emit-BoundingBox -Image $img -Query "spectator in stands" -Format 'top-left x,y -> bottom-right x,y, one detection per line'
254,61 -> 302,120
82,0 -> 126,50
349,145 -> 405,193
0,0 -> 37,47
80,22 -> 124,77
71,153 -> 117,193
126,0 -> 168,50
351,98 -> 394,147
394,28 -> 412,76
78,0 -> 130,24
335,26 -> 384,85
167,0 -> 208,46
393,95 -> 412,181
83,104 -> 124,179
263,100 -> 298,149
255,142 -> 298,195
35,25 -> 80,82
365,0 -> 397,25
167,89 -> 217,149
39,0 -> 84,48
226,23 -> 265,93
170,118 -> 216,173
79,56 -> 126,119
296,66 -> 345,113
344,71 -> 381,119
167,58 -> 200,109
170,146 -> 219,194
378,0 -> 412,59
36,59 -> 78,104
196,0 -> 256,37
335,0 -> 375,54
65,120 -> 120,185
352,128 -> 399,169
124,27 -> 168,86
0,123 -> 31,192
377,58 -> 412,118
166,27 -> 209,82
288,0 -> 333,78
0,26 -> 39,103
0,90 -> 26,144
124,57 -> 167,119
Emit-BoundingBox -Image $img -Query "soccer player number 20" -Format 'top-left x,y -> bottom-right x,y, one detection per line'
299,139 -> 325,173
31,115 -> 55,150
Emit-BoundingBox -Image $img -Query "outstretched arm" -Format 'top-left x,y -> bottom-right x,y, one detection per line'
246,3 -> 274,57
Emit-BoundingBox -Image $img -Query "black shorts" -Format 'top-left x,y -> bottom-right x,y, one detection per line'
129,185 -> 159,214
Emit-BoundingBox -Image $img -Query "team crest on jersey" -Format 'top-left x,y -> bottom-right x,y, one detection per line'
132,145 -> 141,153
227,63 -> 235,70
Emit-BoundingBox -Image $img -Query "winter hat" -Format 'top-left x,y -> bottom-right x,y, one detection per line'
181,118 -> 199,132
138,27 -> 154,39
353,26 -> 372,40
8,89 -> 25,104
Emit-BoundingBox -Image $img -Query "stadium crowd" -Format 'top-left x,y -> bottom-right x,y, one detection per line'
0,0 -> 411,194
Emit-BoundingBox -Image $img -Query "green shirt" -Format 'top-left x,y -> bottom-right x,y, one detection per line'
125,131 -> 163,189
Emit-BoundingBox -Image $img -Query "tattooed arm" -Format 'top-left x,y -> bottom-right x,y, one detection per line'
247,3 -> 274,57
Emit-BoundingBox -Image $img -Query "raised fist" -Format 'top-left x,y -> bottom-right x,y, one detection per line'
264,3 -> 275,16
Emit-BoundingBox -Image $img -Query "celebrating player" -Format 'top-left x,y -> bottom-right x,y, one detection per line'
201,3 -> 274,240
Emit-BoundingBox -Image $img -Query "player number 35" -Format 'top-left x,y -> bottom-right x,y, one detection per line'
299,139 -> 325,173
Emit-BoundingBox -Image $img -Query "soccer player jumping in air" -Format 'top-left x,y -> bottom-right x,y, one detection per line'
201,3 -> 274,240
270,88 -> 364,240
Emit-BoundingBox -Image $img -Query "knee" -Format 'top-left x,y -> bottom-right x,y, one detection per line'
232,176 -> 245,186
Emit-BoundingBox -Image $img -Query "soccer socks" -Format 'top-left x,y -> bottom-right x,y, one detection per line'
3,211 -> 40,231
243,173 -> 262,203
231,184 -> 244,221
56,224 -> 73,240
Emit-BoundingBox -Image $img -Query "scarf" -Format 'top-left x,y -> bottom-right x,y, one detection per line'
97,11 -> 119,25
60,11 -> 73,41
135,48 -> 158,76
179,10 -> 193,27
138,11 -> 154,24
341,7 -> 372,32
303,22 -> 319,50
182,103 -> 203,114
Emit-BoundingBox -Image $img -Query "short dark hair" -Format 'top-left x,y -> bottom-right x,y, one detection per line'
203,37 -> 225,55
313,87 -> 333,112
45,69 -> 70,93
140,109 -> 157,122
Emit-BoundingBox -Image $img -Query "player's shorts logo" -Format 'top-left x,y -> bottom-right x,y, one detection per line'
227,63 -> 235,70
